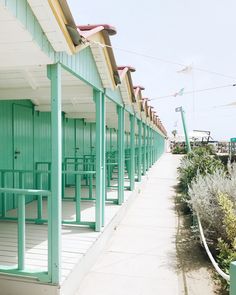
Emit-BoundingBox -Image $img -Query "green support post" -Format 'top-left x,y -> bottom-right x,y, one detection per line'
150,128 -> 152,166
146,126 -> 150,170
101,93 -> 106,226
137,120 -> 142,182
155,131 -> 158,161
94,90 -> 104,231
117,105 -> 125,204
47,63 -> 62,284
150,127 -> 153,167
230,262 -> 236,294
129,114 -> 135,191
152,129 -> 156,165
143,123 -> 147,175
18,195 -> 25,270
153,131 -> 155,161
75,175 -> 81,223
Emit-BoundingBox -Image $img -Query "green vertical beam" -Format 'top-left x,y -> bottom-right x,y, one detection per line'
129,114 -> 135,191
146,126 -> 150,169
110,128 -> 112,152
101,93 -> 106,226
18,195 -> 25,270
150,127 -> 153,166
230,262 -> 236,294
137,119 -> 142,182
153,130 -> 155,163
94,89 -> 104,231
149,127 -> 152,166
151,129 -> 154,165
117,105 -> 125,204
75,175 -> 81,222
47,63 -> 62,284
156,133 -> 158,160
143,123 -> 147,175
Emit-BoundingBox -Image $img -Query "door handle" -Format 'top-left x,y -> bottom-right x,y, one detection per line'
14,150 -> 20,159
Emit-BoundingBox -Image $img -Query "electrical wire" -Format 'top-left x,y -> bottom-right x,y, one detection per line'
150,83 -> 236,101
85,39 -> 236,80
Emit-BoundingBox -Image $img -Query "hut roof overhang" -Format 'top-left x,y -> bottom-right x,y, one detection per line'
28,0 -> 81,54
118,66 -> 136,107
78,24 -> 120,89
133,86 -> 145,114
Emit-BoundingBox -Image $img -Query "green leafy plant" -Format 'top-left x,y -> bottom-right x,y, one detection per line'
178,147 -> 224,195
216,194 -> 236,290
172,145 -> 187,154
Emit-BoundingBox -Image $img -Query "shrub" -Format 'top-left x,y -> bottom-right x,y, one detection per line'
189,164 -> 236,240
178,147 -> 236,290
189,170 -> 227,241
217,194 -> 236,290
188,169 -> 236,290
172,145 -> 187,154
178,147 -> 224,195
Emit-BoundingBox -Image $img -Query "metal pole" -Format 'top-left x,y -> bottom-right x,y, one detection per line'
176,107 -> 191,153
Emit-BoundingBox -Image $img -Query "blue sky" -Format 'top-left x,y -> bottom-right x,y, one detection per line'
68,0 -> 236,140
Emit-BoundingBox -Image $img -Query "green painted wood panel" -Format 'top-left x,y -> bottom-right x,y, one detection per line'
106,127 -> 110,153
90,123 -> 96,155
105,88 -> 123,107
13,104 -> 34,204
75,119 -> 84,157
34,112 -> 51,163
59,47 -> 103,91
64,118 -> 75,158
64,118 -> 76,185
112,129 -> 118,152
0,101 -> 14,212
83,122 -> 90,155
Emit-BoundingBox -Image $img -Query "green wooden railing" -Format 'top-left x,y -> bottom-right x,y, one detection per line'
0,187 -> 51,282
0,169 -> 97,228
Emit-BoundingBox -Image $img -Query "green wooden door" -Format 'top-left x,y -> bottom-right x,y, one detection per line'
84,122 -> 90,155
13,104 -> 34,204
90,123 -> 96,155
75,119 -> 84,158
64,118 -> 76,185
0,101 -> 14,211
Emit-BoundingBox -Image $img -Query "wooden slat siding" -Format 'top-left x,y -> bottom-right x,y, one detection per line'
105,88 -> 123,107
59,47 -> 103,92
2,0 -> 55,59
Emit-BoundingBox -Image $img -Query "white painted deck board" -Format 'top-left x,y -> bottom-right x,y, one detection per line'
0,183 -> 132,282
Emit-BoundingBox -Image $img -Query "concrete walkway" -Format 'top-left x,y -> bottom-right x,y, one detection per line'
76,154 -> 181,295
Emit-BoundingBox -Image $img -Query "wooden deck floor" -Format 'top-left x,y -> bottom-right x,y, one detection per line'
0,178 -> 134,284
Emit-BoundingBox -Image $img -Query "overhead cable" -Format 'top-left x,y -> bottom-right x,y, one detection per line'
151,84 -> 236,101
85,39 -> 236,80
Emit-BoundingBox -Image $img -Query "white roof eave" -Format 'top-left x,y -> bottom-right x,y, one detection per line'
28,0 -> 72,54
